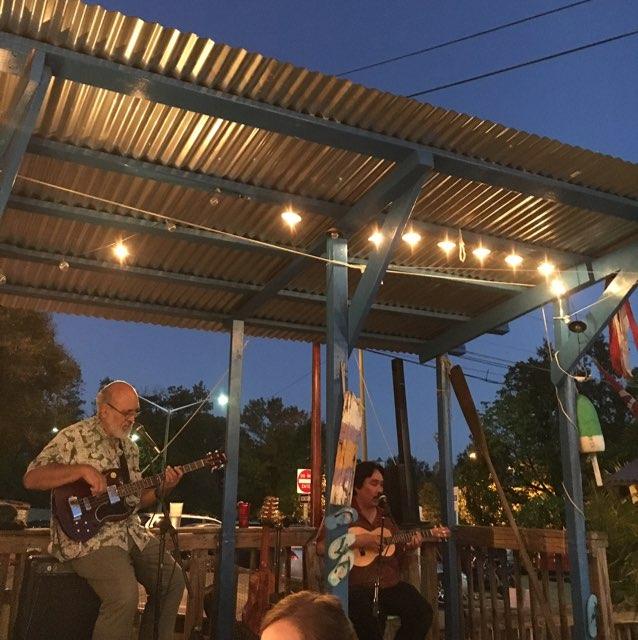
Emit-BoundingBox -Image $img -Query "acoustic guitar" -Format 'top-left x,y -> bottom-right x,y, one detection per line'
242,496 -> 281,636
350,525 -> 450,567
52,450 -> 226,542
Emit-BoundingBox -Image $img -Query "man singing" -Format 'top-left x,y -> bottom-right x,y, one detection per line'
23,380 -> 185,640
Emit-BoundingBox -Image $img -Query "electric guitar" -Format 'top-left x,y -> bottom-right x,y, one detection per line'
350,525 -> 450,567
52,450 -> 226,542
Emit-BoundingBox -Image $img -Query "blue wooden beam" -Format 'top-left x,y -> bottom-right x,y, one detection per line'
553,308 -> 596,639
348,170 -> 429,348
419,241 -> 638,362
25,139 -> 586,266
0,49 -> 50,219
0,241 -> 484,326
232,152 -> 433,320
1,32 -> 635,221
552,269 -> 638,384
215,319 -> 245,639
324,234 -> 350,606
26,137 -> 347,220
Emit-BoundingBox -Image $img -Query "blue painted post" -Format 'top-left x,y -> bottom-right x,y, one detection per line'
436,355 -> 461,640
553,303 -> 596,639
325,233 -> 350,607
215,319 -> 245,639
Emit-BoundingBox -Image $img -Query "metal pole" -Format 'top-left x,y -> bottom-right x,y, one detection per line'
311,341 -> 323,528
436,355 -> 461,640
553,302 -> 595,639
324,233 -> 349,606
215,320 -> 245,639
358,348 -> 368,460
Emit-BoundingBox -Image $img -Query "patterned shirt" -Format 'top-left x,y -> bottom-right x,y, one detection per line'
27,415 -> 153,561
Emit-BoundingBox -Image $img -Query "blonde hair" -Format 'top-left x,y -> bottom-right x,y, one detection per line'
260,591 -> 357,640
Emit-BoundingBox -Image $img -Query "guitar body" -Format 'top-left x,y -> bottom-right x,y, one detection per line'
350,526 -> 396,567
52,468 -> 132,543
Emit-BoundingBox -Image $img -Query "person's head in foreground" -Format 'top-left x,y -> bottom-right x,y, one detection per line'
260,590 -> 357,640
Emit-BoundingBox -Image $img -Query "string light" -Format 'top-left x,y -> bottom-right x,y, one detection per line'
504,252 -> 523,269
113,241 -> 129,262
368,230 -> 384,248
472,245 -> 491,262
58,260 -> 70,271
0,272 -> 7,285
437,237 -> 456,255
131,433 -> 140,442
51,427 -> 59,434
165,220 -> 177,232
469,451 -> 478,460
550,277 -> 567,297
402,229 -> 422,248
281,209 -> 302,230
537,260 -> 555,277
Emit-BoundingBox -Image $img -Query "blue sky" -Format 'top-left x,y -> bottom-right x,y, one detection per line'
53,0 -> 638,466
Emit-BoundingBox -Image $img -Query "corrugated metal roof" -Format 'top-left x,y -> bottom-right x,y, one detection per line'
1,0 -> 637,353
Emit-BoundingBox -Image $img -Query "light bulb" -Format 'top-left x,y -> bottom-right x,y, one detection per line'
217,393 -> 229,407
368,231 -> 383,248
113,241 -> 129,262
472,245 -> 491,262
437,238 -> 456,254
281,209 -> 302,230
537,261 -> 555,277
402,230 -> 421,247
550,277 -> 567,297
505,253 -> 523,268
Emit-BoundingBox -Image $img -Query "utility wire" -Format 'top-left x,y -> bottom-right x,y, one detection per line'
336,0 -> 592,77
408,27 -> 638,97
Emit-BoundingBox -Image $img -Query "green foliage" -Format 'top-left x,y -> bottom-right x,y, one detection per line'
587,487 -> 638,609
0,309 -> 83,506
239,397 -> 311,517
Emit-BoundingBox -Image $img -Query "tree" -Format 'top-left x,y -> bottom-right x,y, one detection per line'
0,308 -> 83,506
239,397 -> 311,517
454,338 -> 635,527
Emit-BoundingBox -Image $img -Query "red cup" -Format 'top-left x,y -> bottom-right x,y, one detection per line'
237,501 -> 250,527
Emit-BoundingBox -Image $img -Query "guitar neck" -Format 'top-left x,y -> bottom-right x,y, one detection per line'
117,458 -> 209,498
389,527 -> 433,545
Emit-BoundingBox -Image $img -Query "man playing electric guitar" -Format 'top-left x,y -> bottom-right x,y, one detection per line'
339,461 -> 449,640
23,380 -> 185,640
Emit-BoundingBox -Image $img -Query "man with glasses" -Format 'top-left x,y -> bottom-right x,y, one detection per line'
23,380 -> 185,640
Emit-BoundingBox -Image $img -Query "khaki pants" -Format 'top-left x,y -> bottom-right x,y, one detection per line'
71,537 -> 185,640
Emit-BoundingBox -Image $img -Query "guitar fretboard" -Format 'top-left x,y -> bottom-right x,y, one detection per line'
388,528 -> 434,545
117,457 -> 218,498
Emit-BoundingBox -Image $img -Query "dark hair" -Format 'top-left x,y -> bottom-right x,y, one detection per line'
353,461 -> 384,490
260,590 -> 357,640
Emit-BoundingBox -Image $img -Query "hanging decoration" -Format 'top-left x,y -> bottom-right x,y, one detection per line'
606,278 -> 638,379
576,394 -> 604,486
594,359 -> 638,420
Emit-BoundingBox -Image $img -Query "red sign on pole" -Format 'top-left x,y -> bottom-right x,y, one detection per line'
297,468 -> 311,494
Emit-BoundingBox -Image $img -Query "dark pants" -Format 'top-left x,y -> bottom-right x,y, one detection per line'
349,581 -> 433,640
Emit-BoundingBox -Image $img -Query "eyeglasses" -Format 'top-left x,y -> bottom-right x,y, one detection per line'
106,401 -> 141,420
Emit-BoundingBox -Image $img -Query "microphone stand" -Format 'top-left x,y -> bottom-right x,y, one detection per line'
136,396 -> 201,640
372,508 -> 386,622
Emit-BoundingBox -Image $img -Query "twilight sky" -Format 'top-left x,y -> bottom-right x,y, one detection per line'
53,0 -> 638,467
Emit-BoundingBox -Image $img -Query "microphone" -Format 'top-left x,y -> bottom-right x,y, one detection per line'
377,494 -> 389,509
134,423 -> 161,455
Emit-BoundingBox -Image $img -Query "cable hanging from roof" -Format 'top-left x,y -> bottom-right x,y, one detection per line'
336,0 -> 593,77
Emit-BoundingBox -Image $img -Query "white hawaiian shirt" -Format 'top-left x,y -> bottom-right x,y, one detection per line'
27,415 -> 153,561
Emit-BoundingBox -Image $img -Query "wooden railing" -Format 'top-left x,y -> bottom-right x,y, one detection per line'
452,526 -> 614,640
0,525 -> 315,639
0,525 -> 622,640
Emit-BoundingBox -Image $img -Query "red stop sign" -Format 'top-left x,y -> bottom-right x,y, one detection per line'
297,468 -> 311,494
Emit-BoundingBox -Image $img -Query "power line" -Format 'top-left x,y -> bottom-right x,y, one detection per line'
408,27 -> 638,97
336,0 -> 592,77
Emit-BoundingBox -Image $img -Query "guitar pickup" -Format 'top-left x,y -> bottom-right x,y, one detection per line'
68,496 -> 82,521
107,485 -> 120,505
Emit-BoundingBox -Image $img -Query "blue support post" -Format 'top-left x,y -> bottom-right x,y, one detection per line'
348,171 -> 428,347
436,355 -> 461,640
215,320 -> 245,639
324,233 -> 350,607
553,303 -> 596,639
0,49 -> 50,219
